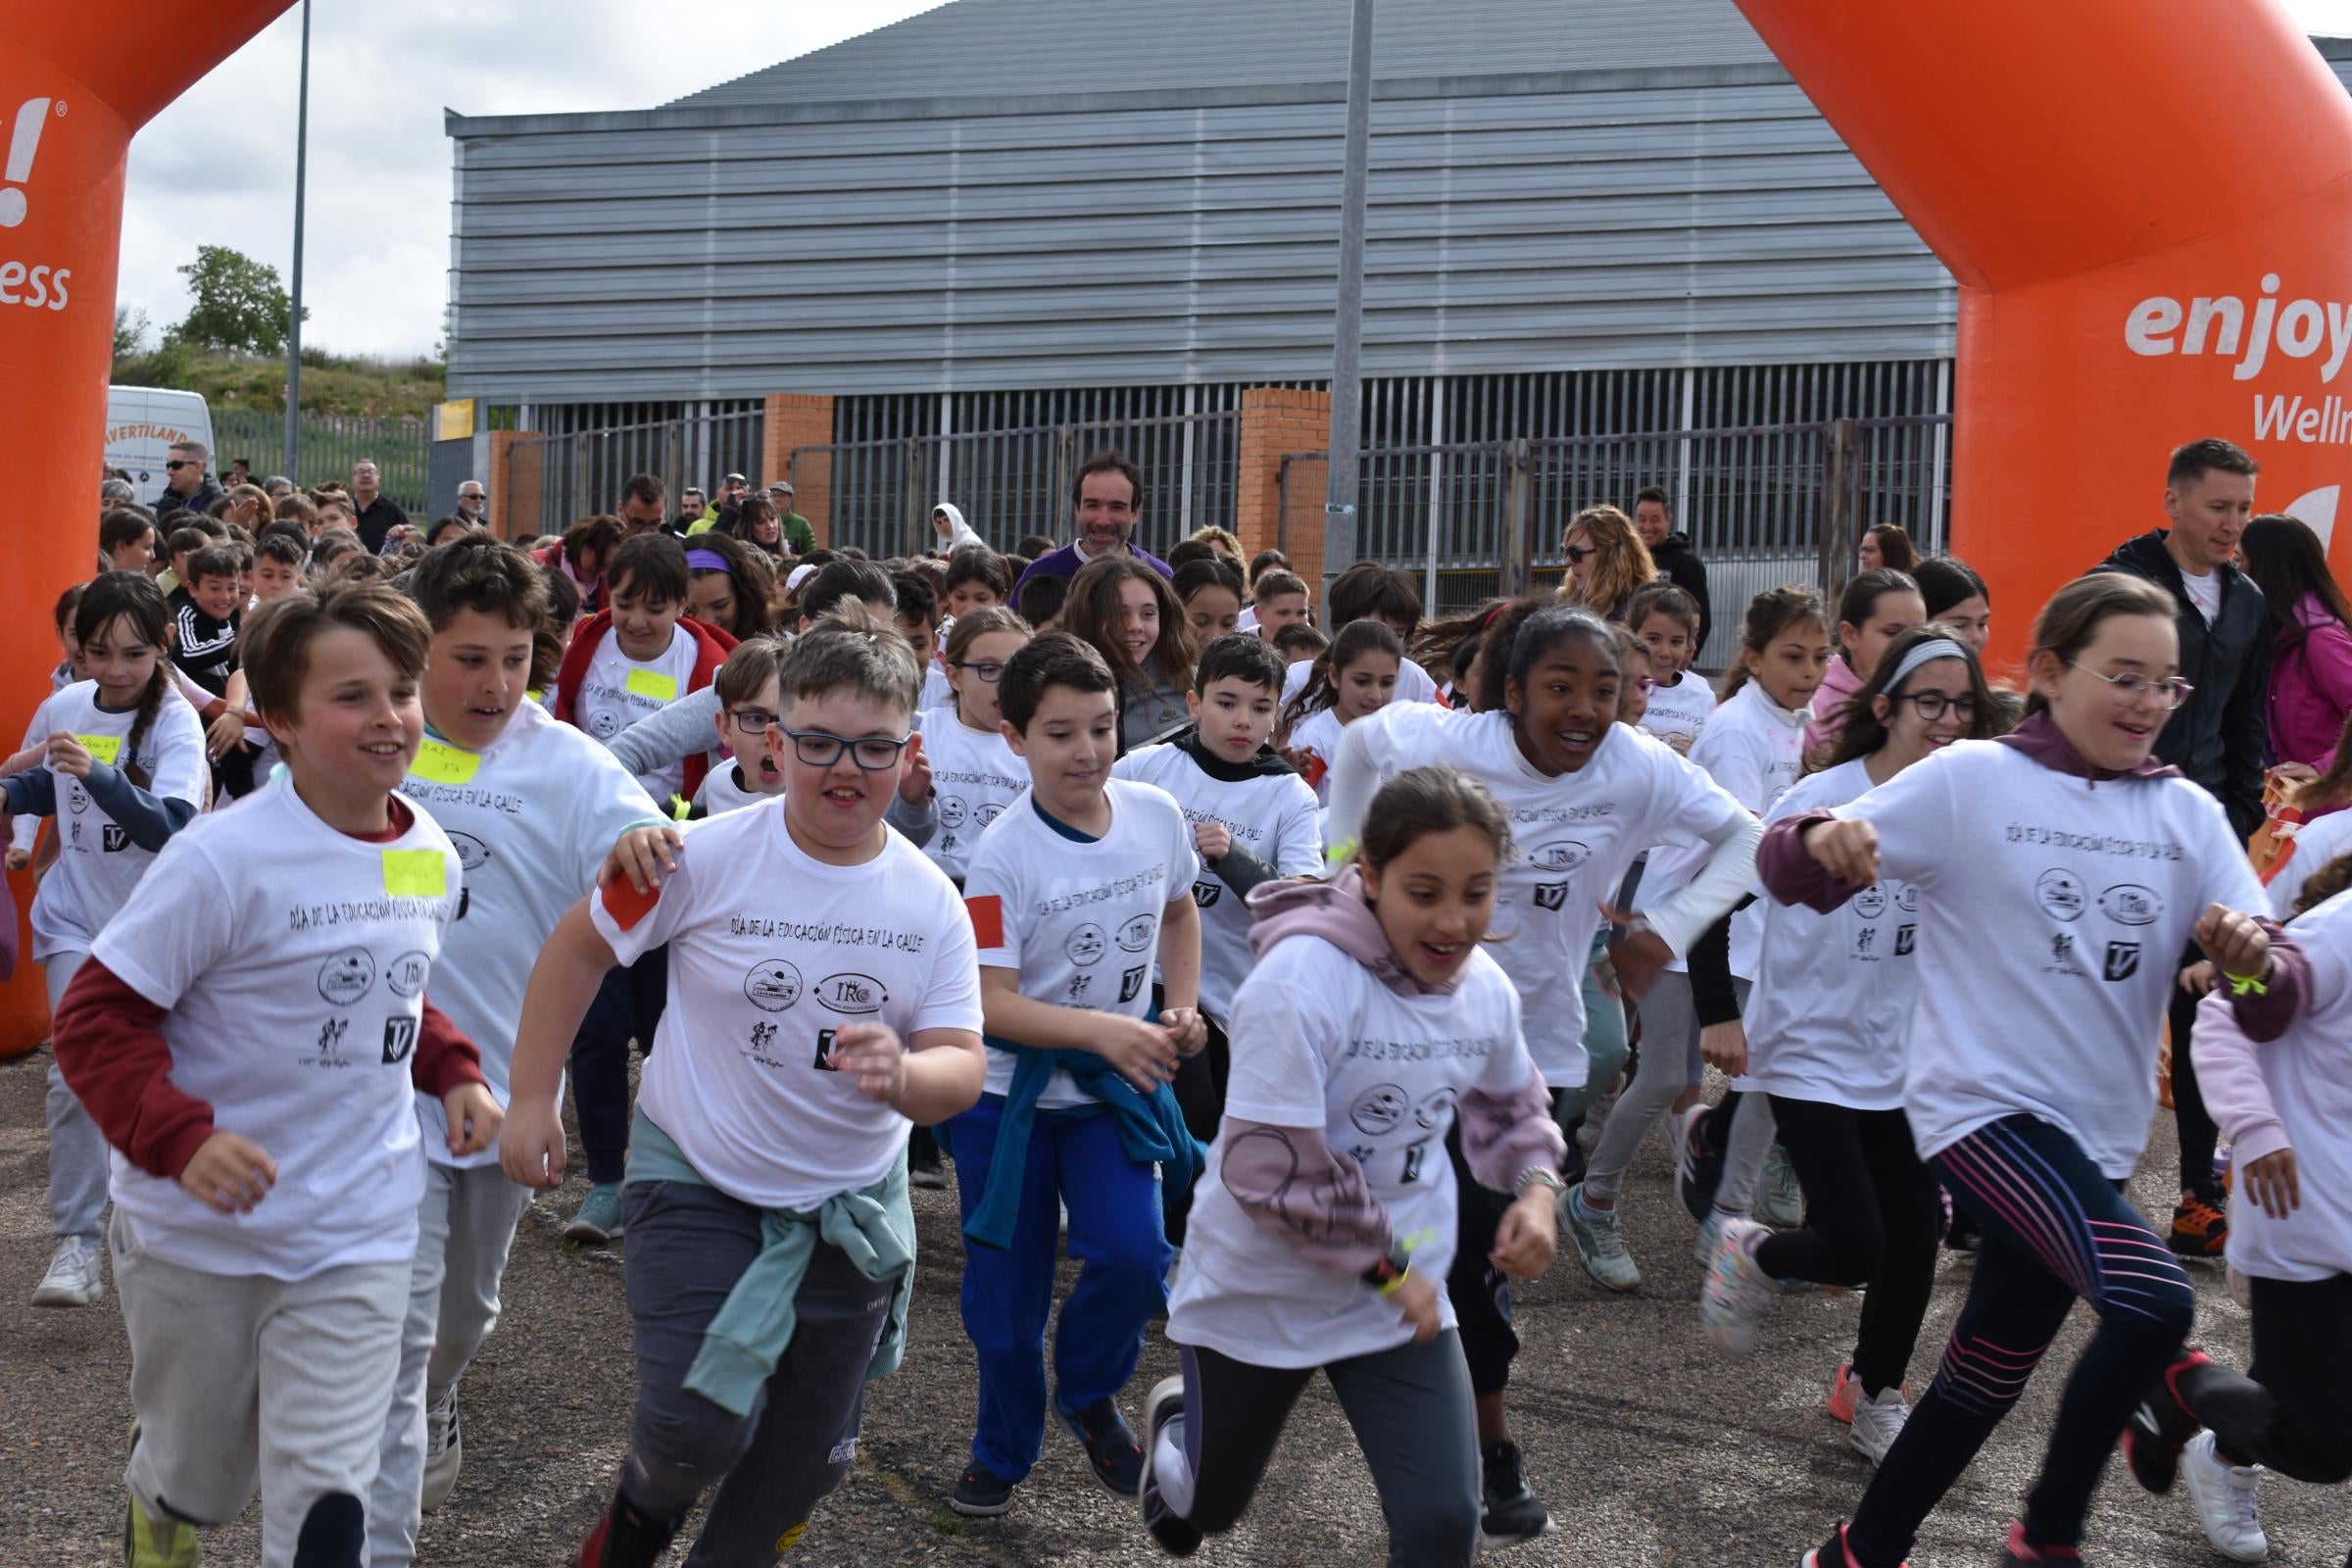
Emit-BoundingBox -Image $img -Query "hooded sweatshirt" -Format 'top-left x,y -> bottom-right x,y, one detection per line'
933,502 -> 984,557
2267,592 -> 2352,768
1802,651 -> 1866,756
1646,531 -> 1713,652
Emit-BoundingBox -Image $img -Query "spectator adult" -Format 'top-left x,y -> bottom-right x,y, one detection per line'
617,472 -> 667,537
732,494 -> 786,560
931,502 -> 983,555
2237,512 -> 2352,769
1558,503 -> 1657,622
1631,484 -> 1711,651
713,472 -> 749,532
2092,435 -> 2271,1259
454,479 -> 489,530
153,440 -> 224,526
1858,521 -> 1919,574
225,458 -> 252,488
100,476 -> 134,510
263,475 -> 294,500
676,486 -> 711,534
1010,449 -> 1171,599
347,459 -> 409,554
765,481 -> 817,555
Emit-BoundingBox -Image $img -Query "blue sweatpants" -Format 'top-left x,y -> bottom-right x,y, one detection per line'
948,1093 -> 1171,1484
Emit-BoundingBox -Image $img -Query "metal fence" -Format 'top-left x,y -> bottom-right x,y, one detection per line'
492,408 -> 766,537
1281,416 -> 1952,670
795,411 -> 1243,561
212,409 -> 433,517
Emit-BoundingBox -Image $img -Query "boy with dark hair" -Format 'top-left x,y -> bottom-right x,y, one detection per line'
944,549 -> 1014,617
158,525 -> 212,598
503,617 -> 985,1568
947,632 -> 1207,1517
253,532 -> 308,604
1111,633 -> 1320,1243
892,570 -> 940,662
365,536 -> 672,1566
55,581 -> 498,1568
171,546 -> 245,699
1247,569 -> 1312,640
1272,620 -> 1327,664
1282,563 -> 1443,706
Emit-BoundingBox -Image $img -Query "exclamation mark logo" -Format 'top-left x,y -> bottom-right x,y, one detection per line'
0,98 -> 54,228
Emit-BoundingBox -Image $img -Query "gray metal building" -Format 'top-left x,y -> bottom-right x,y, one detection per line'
442,4 -> 2352,616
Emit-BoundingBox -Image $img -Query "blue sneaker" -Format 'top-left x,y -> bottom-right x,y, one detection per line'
1057,1396 -> 1145,1497
950,1460 -> 1016,1517
564,1184 -> 624,1245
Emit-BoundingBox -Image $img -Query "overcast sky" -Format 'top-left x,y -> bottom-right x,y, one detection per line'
115,0 -> 2352,362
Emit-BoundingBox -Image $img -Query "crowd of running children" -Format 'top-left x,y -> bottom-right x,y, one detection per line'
9,439 -> 2349,1568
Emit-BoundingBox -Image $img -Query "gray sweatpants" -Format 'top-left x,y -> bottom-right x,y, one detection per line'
1585,972 -> 1749,1204
113,1208 -> 409,1568
44,951 -> 109,1241
617,1178 -> 895,1564
368,1159 -> 535,1566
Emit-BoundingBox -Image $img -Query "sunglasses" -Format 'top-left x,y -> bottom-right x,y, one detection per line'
165,460 -> 197,471
1563,544 -> 1597,564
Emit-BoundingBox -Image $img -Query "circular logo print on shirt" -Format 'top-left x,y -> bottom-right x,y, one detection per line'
447,831 -> 490,872
2097,883 -> 2164,926
1349,1084 -> 1409,1137
1527,839 -> 1592,874
939,796 -> 968,830
1414,1086 -> 1459,1131
2034,869 -> 2086,922
384,951 -> 431,999
1067,922 -> 1107,966
1853,885 -> 1888,919
65,779 -> 88,814
975,802 -> 1006,827
1894,883 -> 1920,913
318,949 -> 377,1006
745,959 -> 804,1013
1117,914 -> 1157,953
813,972 -> 888,1015
587,708 -> 622,739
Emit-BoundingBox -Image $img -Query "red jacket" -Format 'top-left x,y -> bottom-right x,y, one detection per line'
553,610 -> 737,800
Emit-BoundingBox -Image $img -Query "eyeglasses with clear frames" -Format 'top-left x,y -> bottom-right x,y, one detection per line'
1892,692 -> 1977,722
777,725 -> 913,770
954,660 -> 1006,683
2066,662 -> 2193,709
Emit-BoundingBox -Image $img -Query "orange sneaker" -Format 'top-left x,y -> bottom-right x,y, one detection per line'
2168,1195 -> 2230,1258
1827,1361 -> 1911,1424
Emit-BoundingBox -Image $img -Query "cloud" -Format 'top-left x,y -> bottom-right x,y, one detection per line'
117,0 -> 941,360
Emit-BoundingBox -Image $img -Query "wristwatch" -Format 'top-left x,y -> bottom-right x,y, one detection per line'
1360,1245 -> 1412,1296
1515,1167 -> 1565,1200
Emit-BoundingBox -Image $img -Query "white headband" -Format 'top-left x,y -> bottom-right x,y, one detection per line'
1884,637 -> 1970,692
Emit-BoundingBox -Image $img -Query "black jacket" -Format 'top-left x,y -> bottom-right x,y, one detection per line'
2091,530 -> 2272,840
154,475 -> 224,526
1648,532 -> 1712,653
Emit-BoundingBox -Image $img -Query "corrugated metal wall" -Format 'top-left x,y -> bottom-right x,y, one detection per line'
447,66 -> 1953,403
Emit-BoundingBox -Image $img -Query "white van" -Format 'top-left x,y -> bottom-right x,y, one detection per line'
105,387 -> 215,508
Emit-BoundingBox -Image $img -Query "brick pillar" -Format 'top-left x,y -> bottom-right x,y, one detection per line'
763,392 -> 837,547
1235,386 -> 1335,589
486,429 -> 543,541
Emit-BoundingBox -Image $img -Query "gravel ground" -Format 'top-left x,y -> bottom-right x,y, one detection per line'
2,1044 -> 2342,1566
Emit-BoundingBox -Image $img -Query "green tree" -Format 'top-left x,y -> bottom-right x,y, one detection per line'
174,245 -> 308,356
113,303 -> 151,359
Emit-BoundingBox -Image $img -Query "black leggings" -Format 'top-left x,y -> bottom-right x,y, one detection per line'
2167,941 -> 2222,1198
1444,1122 -> 1516,1398
1161,1009 -> 1230,1250
569,948 -> 668,1186
2180,1272 -> 2352,1485
1844,1115 -> 2194,1564
1165,1334 -> 1481,1567
1755,1098 -> 1942,1399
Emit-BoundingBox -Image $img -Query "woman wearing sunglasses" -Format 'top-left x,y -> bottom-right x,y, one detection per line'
1558,505 -> 1660,623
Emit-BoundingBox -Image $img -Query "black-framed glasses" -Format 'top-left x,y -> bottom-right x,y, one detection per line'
1892,691 -> 1977,722
165,460 -> 196,471
2066,662 -> 2193,709
954,660 -> 1007,684
777,725 -> 912,770
1563,544 -> 1596,564
726,707 -> 779,735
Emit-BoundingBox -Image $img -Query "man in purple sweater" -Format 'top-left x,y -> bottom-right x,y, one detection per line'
1011,450 -> 1171,600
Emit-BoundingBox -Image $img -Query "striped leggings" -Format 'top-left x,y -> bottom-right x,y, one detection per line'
1844,1114 -> 2194,1565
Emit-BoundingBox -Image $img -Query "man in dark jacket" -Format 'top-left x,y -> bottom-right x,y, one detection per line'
1633,485 -> 1711,654
153,440 -> 224,525
2091,435 -> 2268,1260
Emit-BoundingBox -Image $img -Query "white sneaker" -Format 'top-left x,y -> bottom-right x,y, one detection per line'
1698,1217 -> 1776,1354
419,1385 -> 462,1513
1846,1384 -> 1909,1466
2180,1429 -> 2268,1562
1754,1144 -> 1805,1228
1693,1208 -> 1732,1268
1561,1183 -> 1642,1292
32,1234 -> 104,1308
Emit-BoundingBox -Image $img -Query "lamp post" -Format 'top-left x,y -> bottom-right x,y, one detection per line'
281,0 -> 310,477
1322,0 -> 1373,602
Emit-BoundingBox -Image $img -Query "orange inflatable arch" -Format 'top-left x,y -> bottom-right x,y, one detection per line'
1736,0 -> 2352,666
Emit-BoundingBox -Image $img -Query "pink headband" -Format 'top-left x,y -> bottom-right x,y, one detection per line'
685,549 -> 729,572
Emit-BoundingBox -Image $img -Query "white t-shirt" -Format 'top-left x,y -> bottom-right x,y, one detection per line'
1349,704 -> 1747,1088
1284,708 -> 1348,806
2265,806 -> 2352,920
19,681 -> 208,959
92,774 -> 464,1280
1284,654 -> 1439,708
2209,888 -> 2352,1281
397,702 -> 664,1167
1641,670 -> 1715,756
692,759 -> 772,817
962,781 -> 1200,1109
591,798 -> 983,1210
1827,739 -> 2267,1178
1167,934 -> 1532,1367
918,710 -> 1030,885
918,663 -> 954,715
1647,680 -> 1810,980
2181,566 -> 2222,625
1113,740 -> 1323,1026
1742,760 -> 1921,1110
574,625 -> 699,804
